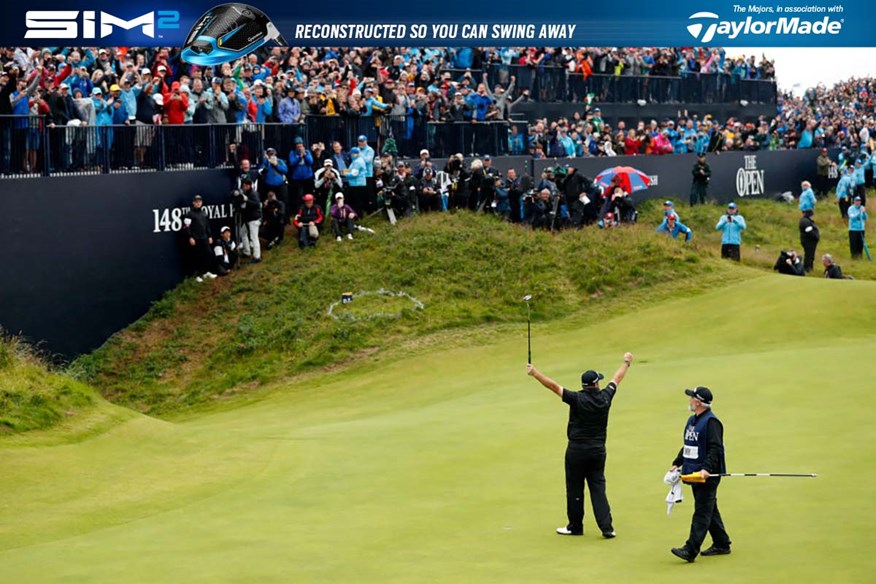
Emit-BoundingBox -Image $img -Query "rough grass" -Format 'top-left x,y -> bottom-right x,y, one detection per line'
0,335 -> 101,434
73,211 -> 752,417
72,203 -> 772,416
12,195 -> 874,432
639,195 -> 876,280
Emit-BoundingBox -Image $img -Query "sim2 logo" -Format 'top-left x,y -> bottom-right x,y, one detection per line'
24,10 -> 180,40
686,11 -> 842,43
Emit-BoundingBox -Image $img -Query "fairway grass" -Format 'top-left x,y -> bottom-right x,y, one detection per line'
2,275 -> 875,583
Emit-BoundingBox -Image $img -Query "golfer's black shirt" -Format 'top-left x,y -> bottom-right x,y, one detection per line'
561,382 -> 617,447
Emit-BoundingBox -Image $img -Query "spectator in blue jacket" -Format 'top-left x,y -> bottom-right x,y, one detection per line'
798,181 -> 816,213
64,65 -> 93,98
469,84 -> 493,122
288,136 -> 314,204
509,125 -> 525,155
259,147 -> 289,219
662,200 -> 681,222
344,146 -> 368,212
848,196 -> 868,259
715,202 -> 747,261
278,85 -> 301,124
249,83 -> 272,123
657,213 -> 692,241
329,141 -> 350,178
356,135 -> 376,178
836,166 -> 854,219
852,159 -> 866,204
363,87 -> 389,116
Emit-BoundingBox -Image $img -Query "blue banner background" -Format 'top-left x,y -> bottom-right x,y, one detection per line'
4,1 -> 869,47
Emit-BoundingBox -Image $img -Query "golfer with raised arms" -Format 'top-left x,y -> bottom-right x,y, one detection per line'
526,352 -> 633,538
669,386 -> 732,562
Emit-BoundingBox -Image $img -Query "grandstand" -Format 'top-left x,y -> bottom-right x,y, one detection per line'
0,46 -> 782,177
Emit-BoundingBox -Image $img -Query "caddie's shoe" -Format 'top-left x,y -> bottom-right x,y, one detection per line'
671,547 -> 695,562
700,546 -> 731,556
602,531 -> 616,539
556,526 -> 583,536
347,233 -> 354,240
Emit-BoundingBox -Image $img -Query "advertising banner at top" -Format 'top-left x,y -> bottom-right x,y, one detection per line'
4,1 -> 870,48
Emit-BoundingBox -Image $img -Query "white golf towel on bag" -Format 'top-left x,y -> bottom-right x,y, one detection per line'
664,469 -> 683,515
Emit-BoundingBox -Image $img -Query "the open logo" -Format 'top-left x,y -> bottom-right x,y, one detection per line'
687,11 -> 719,43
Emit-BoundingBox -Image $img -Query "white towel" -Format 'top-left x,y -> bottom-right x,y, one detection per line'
664,469 -> 683,515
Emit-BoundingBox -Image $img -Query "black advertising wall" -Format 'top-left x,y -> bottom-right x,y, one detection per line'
532,149 -> 827,203
2,149 -> 824,358
1,170 -> 233,359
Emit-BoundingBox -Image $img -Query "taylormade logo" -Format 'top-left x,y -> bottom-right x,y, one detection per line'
686,11 -> 842,43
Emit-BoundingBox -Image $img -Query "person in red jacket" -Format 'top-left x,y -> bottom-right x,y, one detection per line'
623,129 -> 643,156
293,194 -> 324,249
163,82 -> 189,125
163,81 -> 189,167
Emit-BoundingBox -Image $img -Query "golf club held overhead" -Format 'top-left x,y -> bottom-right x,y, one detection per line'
523,295 -> 532,364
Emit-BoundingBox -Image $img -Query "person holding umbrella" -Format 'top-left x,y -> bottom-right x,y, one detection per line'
594,165 -> 651,195
525,353 -> 634,539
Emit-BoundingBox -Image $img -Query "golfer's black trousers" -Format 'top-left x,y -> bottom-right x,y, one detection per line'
564,444 -> 612,534
685,479 -> 731,555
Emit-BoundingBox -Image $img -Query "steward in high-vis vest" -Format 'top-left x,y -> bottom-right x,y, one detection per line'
669,386 -> 732,563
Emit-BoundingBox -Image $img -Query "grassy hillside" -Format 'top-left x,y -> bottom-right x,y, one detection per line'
637,197 -> 876,280
72,211 -> 756,417
0,335 -> 123,438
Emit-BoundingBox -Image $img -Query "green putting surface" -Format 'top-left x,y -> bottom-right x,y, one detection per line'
2,276 -> 874,582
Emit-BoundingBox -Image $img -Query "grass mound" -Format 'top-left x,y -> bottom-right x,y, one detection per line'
73,211 -> 750,416
0,336 -> 100,434
638,197 -> 876,280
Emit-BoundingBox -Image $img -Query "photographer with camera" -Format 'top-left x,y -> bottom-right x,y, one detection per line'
213,226 -> 239,276
690,153 -> 711,206
599,187 -> 637,227
261,192 -> 286,249
531,189 -> 553,230
715,202 -> 747,261
773,249 -> 804,276
493,177 -> 511,221
232,177 -> 262,264
315,159 -> 343,211
444,153 -> 470,210
392,161 -> 417,218
417,166 -> 441,213
258,147 -> 289,221
288,136 -> 314,205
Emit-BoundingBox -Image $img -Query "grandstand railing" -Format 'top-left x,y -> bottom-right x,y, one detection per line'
482,65 -> 777,104
0,115 -> 511,177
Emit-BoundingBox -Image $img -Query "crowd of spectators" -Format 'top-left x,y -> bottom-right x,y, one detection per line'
10,45 -> 876,176
524,77 -> 876,159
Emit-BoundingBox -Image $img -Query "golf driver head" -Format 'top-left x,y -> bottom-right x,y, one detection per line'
522,294 -> 532,302
181,3 -> 287,67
